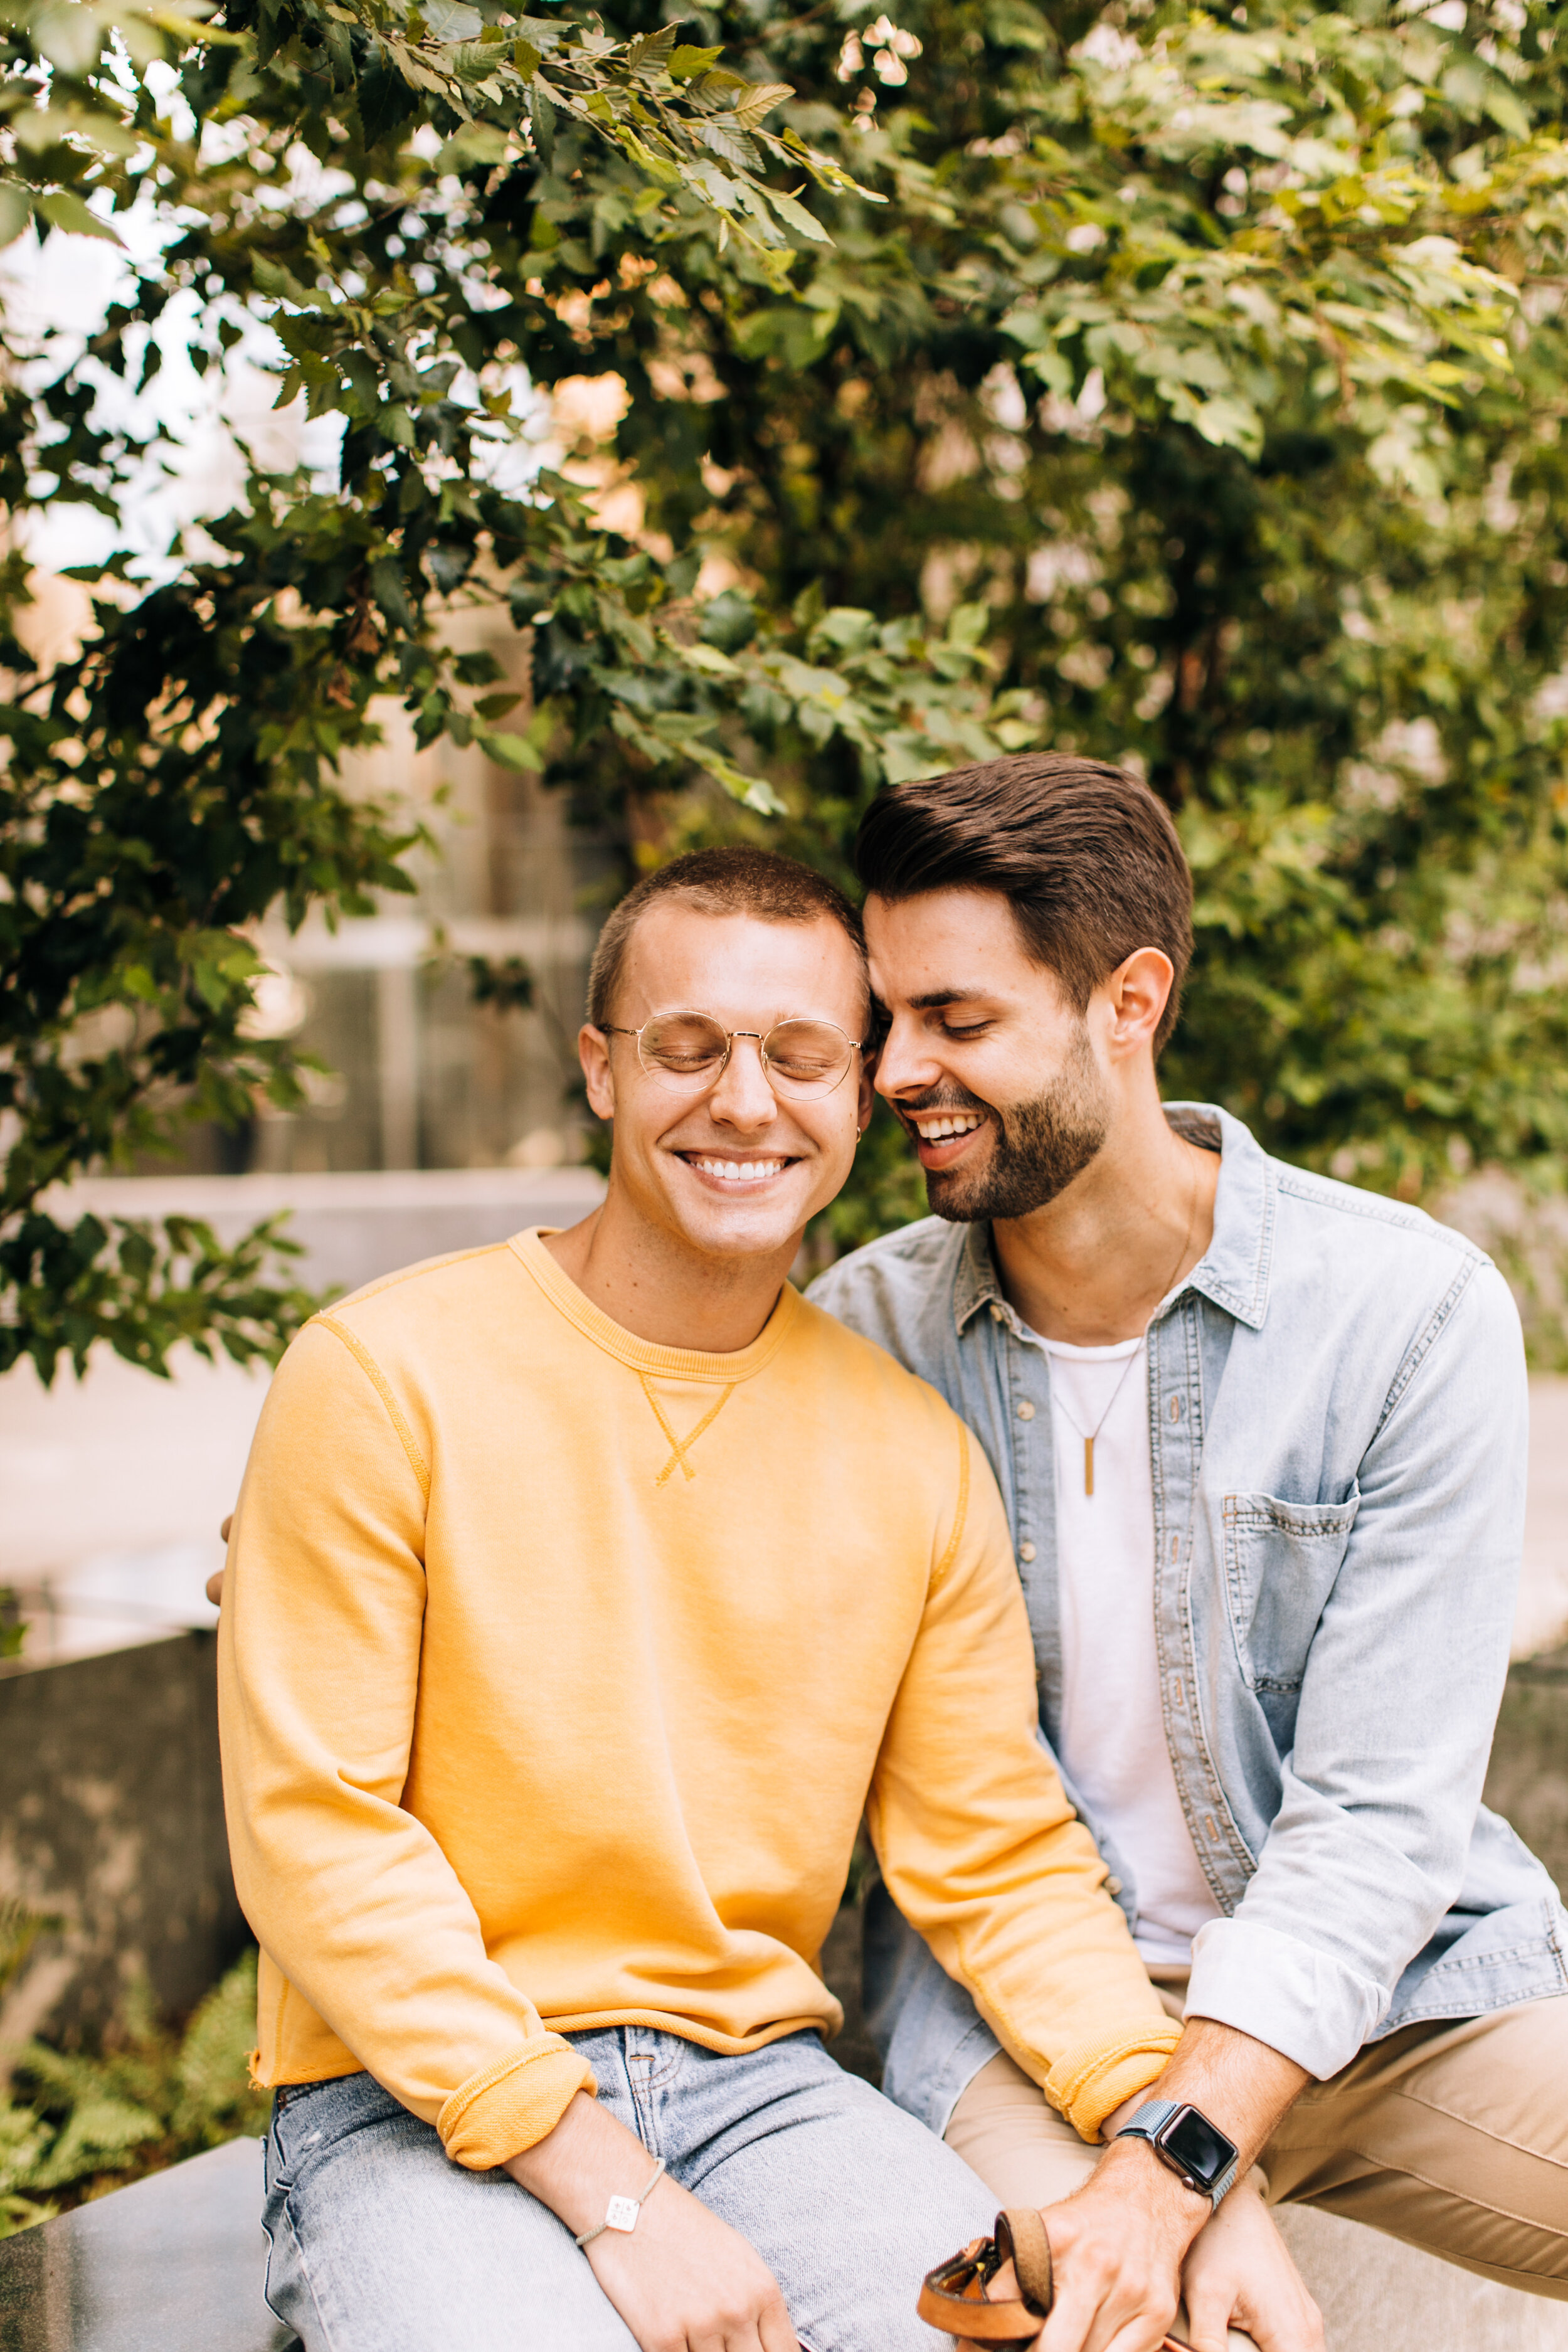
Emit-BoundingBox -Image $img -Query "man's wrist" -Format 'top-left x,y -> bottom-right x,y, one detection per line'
1091,2131 -> 1212,2244
1111,2099 -> 1240,2209
1101,2085 -> 1154,2142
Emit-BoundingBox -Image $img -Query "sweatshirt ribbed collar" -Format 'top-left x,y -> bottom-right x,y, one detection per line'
510,1227 -> 799,1384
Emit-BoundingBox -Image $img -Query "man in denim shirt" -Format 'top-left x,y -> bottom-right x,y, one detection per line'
810,754 -> 1568,2348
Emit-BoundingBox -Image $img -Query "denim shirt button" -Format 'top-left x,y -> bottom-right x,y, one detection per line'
1105,1877 -> 1123,1896
1019,1541 -> 1037,1563
1017,1401 -> 1036,1421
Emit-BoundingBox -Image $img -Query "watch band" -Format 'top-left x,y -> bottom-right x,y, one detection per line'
1118,2095 -> 1181,2136
1113,2100 -> 1239,2210
574,2154 -> 667,2249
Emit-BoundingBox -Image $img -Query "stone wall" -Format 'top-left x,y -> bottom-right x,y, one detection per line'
0,1634 -> 243,2050
1484,1644 -> 1568,1893
1,1632 -> 1562,2060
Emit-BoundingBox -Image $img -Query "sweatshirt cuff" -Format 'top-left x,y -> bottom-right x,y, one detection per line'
437,2036 -> 598,2169
1184,1916 -> 1385,2082
1044,2021 -> 1182,2144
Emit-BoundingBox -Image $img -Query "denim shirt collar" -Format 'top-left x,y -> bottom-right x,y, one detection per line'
950,1101 -> 1275,1339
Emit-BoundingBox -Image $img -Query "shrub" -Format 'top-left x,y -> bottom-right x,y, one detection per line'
0,1938 -> 268,2241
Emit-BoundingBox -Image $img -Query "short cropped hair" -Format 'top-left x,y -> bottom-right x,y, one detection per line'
854,755 -> 1194,1053
586,846 -> 866,1029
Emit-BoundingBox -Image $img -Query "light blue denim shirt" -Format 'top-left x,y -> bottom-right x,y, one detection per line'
808,1104 -> 1567,2136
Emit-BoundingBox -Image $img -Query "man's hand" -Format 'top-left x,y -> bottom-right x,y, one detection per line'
989,2154 -> 1320,2352
206,1516 -> 233,1609
1022,2136 -> 1201,2352
990,2017 -> 1317,2352
1179,2179 -> 1323,2352
504,2090 -> 797,2352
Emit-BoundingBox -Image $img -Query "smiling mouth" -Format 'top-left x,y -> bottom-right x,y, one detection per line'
901,1108 -> 989,1169
910,1113 -> 985,1143
680,1153 -> 796,1185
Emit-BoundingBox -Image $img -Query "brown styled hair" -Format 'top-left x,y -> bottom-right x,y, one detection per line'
586,845 -> 867,1029
854,755 -> 1194,1052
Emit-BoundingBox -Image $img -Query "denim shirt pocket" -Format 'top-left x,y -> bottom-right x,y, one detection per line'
1222,1490 -> 1360,1735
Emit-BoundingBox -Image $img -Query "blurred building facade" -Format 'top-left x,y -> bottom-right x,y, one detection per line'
230,609 -> 617,1180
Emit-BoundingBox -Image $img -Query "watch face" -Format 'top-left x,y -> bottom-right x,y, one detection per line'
1157,2106 -> 1236,2189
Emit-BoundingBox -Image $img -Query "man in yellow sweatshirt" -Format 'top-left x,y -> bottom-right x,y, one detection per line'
218,845 -> 1184,2352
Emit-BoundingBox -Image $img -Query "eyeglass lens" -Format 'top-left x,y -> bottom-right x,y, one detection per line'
637,1014 -> 854,1098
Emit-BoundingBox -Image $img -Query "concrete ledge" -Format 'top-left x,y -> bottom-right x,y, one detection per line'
0,2138 -> 295,2352
3,2136 -> 1565,2351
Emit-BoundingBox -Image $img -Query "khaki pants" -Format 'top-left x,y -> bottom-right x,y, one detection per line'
945,1976 -> 1568,2312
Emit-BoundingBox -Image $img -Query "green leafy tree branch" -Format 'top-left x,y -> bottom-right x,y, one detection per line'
4,0 -> 1568,1382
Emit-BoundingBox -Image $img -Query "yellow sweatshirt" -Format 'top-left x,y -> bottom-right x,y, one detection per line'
218,1230 -> 1179,2171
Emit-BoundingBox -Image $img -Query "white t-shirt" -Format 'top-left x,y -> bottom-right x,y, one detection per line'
1029,1328 -> 1221,1966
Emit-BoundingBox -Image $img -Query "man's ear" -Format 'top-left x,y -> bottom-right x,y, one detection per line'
1104,948 -> 1174,1057
855,1052 -> 876,1135
579,1024 -> 617,1121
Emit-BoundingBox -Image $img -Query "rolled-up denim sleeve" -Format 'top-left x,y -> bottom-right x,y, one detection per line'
1184,1257 -> 1528,2078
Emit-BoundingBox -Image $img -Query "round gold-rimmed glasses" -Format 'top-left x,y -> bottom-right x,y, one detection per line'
601,1010 -> 867,1100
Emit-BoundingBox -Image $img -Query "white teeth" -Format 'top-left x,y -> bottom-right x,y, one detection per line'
692,1158 -> 785,1183
913,1113 -> 983,1142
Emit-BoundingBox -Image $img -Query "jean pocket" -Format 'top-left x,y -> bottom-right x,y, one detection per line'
268,2074 -> 368,2195
1222,1488 -> 1359,1697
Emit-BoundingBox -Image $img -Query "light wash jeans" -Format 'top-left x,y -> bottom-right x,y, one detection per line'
261,2026 -> 998,2352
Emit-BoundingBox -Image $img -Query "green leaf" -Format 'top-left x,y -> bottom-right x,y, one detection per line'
627,25 -> 677,73
369,556 -> 415,628
758,184 -> 829,246
699,589 -> 758,654
529,83 -> 555,168
732,80 -> 794,127
356,45 -> 420,146
482,730 -> 544,771
678,640 -> 739,675
0,183 -> 31,250
28,2096 -> 163,2191
1481,80 -> 1530,140
140,7 -> 235,40
420,0 -> 483,38
668,45 -> 723,80
34,191 -> 122,245
31,3 -> 102,75
1192,395 -> 1264,459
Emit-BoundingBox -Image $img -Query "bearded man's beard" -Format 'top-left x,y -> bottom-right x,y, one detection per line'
924,1026 -> 1109,1224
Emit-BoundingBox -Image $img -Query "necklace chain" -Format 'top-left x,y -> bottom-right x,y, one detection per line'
1045,1148 -> 1202,1498
1048,1346 -> 1144,1498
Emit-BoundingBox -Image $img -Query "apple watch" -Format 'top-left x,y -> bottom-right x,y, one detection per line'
1112,2099 -> 1239,2209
